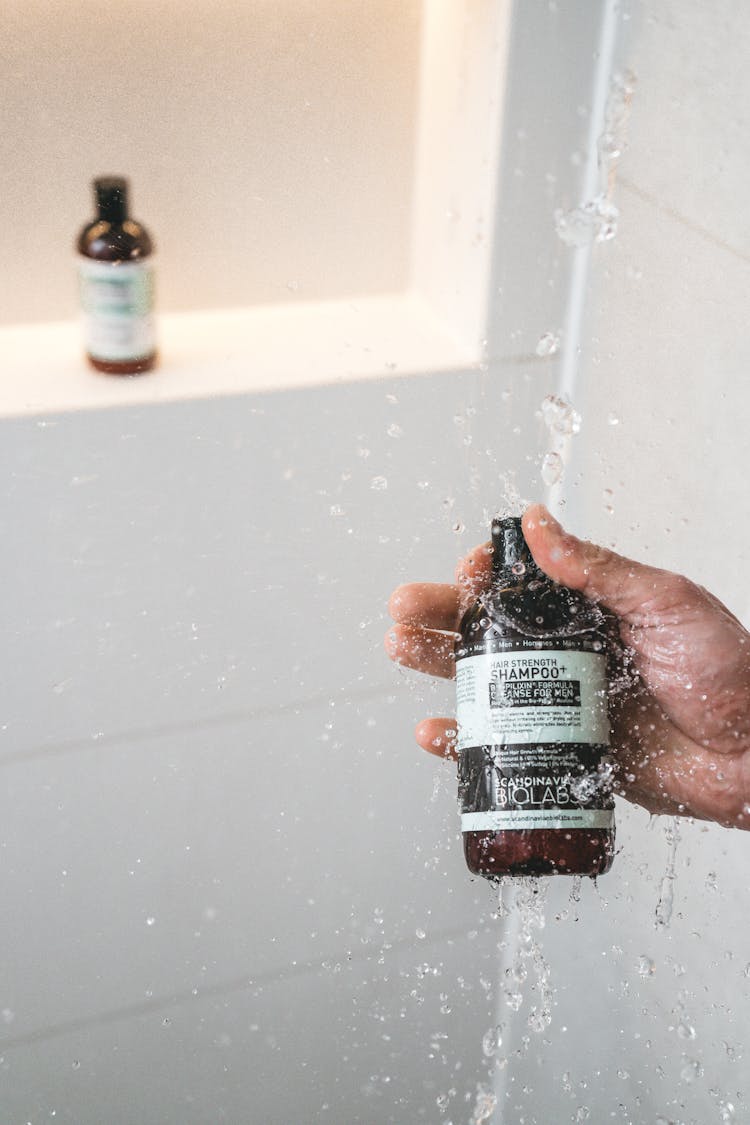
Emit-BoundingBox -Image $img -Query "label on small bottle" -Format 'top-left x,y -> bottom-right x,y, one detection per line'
78,257 -> 156,362
456,643 -> 613,832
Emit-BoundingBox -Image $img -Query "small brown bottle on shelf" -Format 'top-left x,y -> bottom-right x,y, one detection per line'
76,176 -> 156,374
455,516 -> 615,878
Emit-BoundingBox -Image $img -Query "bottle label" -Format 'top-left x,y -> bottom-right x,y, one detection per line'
456,649 -> 609,748
456,645 -> 613,832
78,257 -> 156,362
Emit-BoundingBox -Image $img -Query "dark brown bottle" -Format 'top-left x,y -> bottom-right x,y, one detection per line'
455,516 -> 615,878
77,177 -> 156,374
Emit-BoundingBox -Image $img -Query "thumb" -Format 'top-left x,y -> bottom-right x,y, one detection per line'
521,503 -> 686,626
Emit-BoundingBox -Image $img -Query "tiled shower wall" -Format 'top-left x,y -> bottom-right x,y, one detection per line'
505,4 -> 750,1123
3,3 -> 750,1124
0,369 -> 553,1124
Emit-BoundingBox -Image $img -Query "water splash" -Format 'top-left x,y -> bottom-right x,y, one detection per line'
655,817 -> 680,929
470,1084 -> 497,1124
535,331 -> 561,357
555,197 -> 619,247
541,451 -> 563,486
554,70 -> 636,249
598,70 -> 637,184
541,394 -> 581,436
503,880 -> 553,1034
539,394 -> 581,492
481,1025 -> 503,1058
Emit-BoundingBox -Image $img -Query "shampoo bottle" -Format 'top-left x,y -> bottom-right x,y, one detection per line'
455,516 -> 615,878
77,176 -> 156,374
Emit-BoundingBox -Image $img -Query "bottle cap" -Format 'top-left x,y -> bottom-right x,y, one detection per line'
94,177 -> 129,224
491,516 -> 538,582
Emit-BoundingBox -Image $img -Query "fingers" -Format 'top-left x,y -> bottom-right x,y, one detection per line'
385,556 -> 494,676
455,541 -> 493,608
522,504 -> 699,626
415,717 -> 458,760
388,582 -> 461,631
384,624 -> 456,679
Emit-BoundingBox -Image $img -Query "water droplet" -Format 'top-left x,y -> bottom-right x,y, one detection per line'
535,331 -> 561,357
471,1085 -> 497,1124
71,1060 -> 81,1070
554,196 -> 619,247
680,1057 -> 702,1083
452,521 -> 465,534
386,423 -> 403,439
677,1022 -> 696,1040
370,476 -> 388,491
511,561 -> 526,576
482,1025 -> 503,1057
570,774 -> 598,802
541,393 -> 581,436
415,928 -> 426,940
655,818 -> 679,929
505,988 -> 523,1011
146,916 -> 156,927
607,412 -> 620,426
541,450 -> 563,485
637,955 -> 655,977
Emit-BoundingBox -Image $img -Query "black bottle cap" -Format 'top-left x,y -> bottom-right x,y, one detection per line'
491,516 -> 538,582
94,176 -> 129,225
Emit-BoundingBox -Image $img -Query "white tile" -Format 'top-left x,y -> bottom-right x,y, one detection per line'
492,803 -> 750,1124
619,0 -> 750,259
0,690 -> 506,1044
0,929 -> 501,1125
565,185 -> 750,614
1,364 -> 553,758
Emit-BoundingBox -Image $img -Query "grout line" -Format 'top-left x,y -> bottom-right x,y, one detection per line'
0,921 -> 496,1054
0,681 -> 398,770
545,0 -> 622,523
618,176 -> 750,266
496,0 -> 623,1119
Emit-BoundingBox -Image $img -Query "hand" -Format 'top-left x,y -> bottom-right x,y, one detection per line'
384,503 -> 750,829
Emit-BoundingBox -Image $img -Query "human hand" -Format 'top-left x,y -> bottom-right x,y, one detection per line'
385,503 -> 750,829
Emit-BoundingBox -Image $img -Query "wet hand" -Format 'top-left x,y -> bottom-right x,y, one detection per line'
384,504 -> 750,828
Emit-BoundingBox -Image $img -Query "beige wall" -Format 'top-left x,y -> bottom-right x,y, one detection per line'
1,1 -> 420,325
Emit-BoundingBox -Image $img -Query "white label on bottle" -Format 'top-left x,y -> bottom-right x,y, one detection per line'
461,809 -> 614,832
455,649 -> 609,750
78,257 -> 156,362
